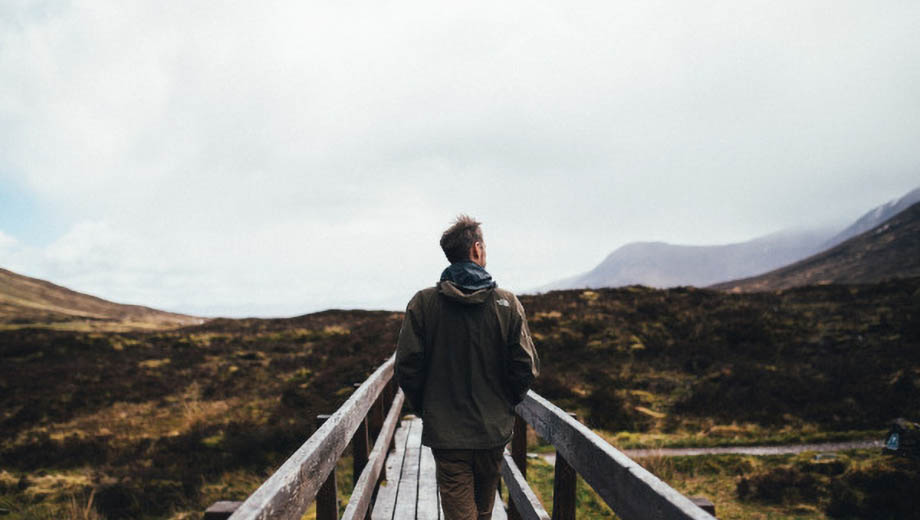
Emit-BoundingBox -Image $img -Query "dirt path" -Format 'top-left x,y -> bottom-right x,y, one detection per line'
538,439 -> 883,464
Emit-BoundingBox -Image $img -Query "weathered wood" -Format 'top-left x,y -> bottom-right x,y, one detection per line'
370,417 -> 412,520
205,501 -> 242,520
341,389 -> 405,520
353,416 -> 370,488
316,467 -> 338,520
501,451 -> 550,520
315,415 -> 338,520
417,446 -> 440,518
509,414 -> 529,520
392,419 -> 422,515
515,391 -> 715,520
551,452 -> 576,520
228,355 -> 396,520
369,391 -> 385,442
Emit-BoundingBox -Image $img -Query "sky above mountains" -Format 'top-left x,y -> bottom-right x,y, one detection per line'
1,1 -> 919,317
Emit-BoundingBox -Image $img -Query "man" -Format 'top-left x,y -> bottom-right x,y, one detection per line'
396,215 -> 540,520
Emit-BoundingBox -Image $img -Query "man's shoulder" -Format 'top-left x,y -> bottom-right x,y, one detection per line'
493,287 -> 518,300
407,286 -> 439,309
414,286 -> 439,299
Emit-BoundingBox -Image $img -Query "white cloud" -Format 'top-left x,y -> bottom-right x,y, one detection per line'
1,1 -> 919,315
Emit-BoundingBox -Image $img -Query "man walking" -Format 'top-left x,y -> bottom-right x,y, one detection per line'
396,215 -> 540,519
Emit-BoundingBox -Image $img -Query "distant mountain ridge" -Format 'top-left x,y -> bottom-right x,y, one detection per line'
536,228 -> 835,291
710,200 -> 920,292
537,185 -> 920,292
822,186 -> 920,249
0,267 -> 201,329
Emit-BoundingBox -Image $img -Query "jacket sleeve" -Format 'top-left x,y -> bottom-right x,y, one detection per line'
506,295 -> 540,405
395,292 -> 427,413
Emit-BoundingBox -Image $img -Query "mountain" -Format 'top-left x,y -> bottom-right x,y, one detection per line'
821,186 -> 920,249
536,228 -> 834,291
0,266 -> 201,329
538,185 -> 920,292
710,200 -> 920,292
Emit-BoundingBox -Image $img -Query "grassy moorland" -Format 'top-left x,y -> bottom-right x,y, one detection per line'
1,278 -> 918,518
522,278 -> 920,443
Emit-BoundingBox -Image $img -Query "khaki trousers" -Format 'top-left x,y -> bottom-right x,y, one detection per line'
432,447 -> 504,520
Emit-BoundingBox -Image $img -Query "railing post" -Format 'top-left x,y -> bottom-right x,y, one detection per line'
368,383 -> 387,487
352,383 -> 371,490
316,414 -> 339,520
508,414 -> 528,520
551,412 -> 578,520
353,418 -> 370,487
552,453 -> 576,520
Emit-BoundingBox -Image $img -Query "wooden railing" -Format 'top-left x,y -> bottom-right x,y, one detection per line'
206,354 -> 717,520
206,354 -> 403,520
504,391 -> 716,520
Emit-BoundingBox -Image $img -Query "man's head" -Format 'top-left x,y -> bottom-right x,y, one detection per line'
440,215 -> 486,267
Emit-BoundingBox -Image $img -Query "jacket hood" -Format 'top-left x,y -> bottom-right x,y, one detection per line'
437,280 -> 493,305
439,261 -> 497,292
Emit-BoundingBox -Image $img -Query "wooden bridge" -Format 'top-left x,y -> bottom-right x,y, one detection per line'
205,355 -> 717,520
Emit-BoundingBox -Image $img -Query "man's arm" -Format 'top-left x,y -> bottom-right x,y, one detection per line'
506,295 -> 540,405
395,292 -> 427,413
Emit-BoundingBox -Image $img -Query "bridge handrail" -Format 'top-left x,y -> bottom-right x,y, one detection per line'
227,354 -> 397,520
512,390 -> 715,520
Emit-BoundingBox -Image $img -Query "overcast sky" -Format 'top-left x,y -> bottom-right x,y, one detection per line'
1,1 -> 919,317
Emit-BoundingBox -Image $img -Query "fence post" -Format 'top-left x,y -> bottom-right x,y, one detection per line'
551,413 -> 578,520
353,418 -> 370,488
508,414 -> 528,520
316,414 -> 339,520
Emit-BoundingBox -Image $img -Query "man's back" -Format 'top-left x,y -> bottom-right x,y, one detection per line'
394,215 -> 538,520
396,280 -> 539,448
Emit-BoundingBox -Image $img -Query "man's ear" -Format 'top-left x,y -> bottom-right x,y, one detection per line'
469,242 -> 481,262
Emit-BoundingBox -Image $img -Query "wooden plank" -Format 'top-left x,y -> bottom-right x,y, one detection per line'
417,446 -> 440,519
341,390 -> 405,520
515,391 -> 716,520
371,417 -> 412,520
392,418 -> 422,517
501,451 -> 550,520
229,355 -> 396,520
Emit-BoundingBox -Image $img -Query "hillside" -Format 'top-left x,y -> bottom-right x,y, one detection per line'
821,185 -> 920,249
711,200 -> 920,292
0,267 -> 201,329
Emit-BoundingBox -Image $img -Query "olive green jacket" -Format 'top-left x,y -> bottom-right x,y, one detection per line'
395,281 -> 540,449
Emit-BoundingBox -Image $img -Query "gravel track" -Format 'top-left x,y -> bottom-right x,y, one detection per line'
538,439 -> 883,464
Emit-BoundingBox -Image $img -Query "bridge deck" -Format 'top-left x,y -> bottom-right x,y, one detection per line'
370,417 -> 507,520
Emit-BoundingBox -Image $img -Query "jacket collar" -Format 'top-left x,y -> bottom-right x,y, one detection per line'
439,261 -> 497,292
